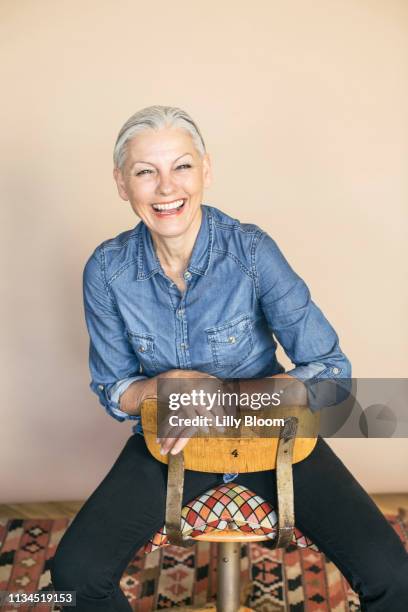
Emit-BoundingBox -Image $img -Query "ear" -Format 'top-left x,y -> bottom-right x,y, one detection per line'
202,152 -> 212,189
113,167 -> 129,202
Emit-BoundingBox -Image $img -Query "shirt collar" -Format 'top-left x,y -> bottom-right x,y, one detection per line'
136,204 -> 214,280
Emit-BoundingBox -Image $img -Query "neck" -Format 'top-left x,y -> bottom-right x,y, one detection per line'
151,207 -> 202,274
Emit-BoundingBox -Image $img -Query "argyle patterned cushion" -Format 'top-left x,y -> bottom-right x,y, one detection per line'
143,483 -> 319,553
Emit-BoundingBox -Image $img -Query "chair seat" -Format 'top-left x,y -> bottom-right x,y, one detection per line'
143,483 -> 319,553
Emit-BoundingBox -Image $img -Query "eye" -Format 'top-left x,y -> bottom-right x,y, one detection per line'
176,163 -> 192,170
135,168 -> 154,176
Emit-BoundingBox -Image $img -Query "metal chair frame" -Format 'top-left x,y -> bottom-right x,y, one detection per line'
159,417 -> 299,612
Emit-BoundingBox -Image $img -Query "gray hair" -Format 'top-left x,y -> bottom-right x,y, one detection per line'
113,105 -> 206,170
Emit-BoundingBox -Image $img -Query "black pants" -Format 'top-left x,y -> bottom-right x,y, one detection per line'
50,434 -> 408,611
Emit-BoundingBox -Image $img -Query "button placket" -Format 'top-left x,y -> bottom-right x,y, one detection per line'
174,289 -> 191,369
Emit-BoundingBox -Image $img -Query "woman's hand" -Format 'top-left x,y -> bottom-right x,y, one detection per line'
118,377 -> 156,417
154,369 -> 219,456
120,369 -> 219,455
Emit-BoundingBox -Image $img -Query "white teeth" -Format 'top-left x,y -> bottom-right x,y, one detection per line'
152,199 -> 184,211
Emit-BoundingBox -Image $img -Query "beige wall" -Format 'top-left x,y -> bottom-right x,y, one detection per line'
1,0 -> 407,503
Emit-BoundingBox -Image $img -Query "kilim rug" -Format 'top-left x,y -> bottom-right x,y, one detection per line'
0,509 -> 407,611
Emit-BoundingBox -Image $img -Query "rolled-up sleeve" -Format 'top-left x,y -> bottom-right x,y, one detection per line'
254,232 -> 351,408
83,250 -> 147,422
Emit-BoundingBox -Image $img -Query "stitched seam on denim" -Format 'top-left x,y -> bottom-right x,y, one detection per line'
166,285 -> 179,311
213,220 -> 258,234
127,331 -> 160,371
209,334 -> 254,368
137,270 -> 160,280
212,248 -> 253,278
204,313 -> 251,333
100,228 -> 141,282
127,331 -> 154,343
107,259 -> 140,285
102,231 -> 139,253
237,224 -> 260,234
206,317 -> 254,368
251,230 -> 265,301
213,220 -> 239,230
308,367 -> 330,381
137,230 -> 145,275
136,228 -> 161,280
98,246 -> 117,305
189,207 -> 214,275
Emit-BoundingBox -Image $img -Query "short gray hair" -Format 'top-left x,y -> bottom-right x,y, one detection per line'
113,105 -> 206,170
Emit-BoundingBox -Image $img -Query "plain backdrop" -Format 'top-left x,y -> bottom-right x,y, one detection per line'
1,0 -> 407,503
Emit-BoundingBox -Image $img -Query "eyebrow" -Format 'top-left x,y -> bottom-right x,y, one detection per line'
131,152 -> 193,169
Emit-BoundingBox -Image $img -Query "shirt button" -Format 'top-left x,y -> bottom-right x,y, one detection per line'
332,367 -> 340,375
184,271 -> 192,280
177,309 -> 184,318
138,346 -> 146,353
227,335 -> 236,344
180,342 -> 188,349
98,384 -> 104,391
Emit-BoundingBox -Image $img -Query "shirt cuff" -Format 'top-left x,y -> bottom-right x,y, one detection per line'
91,376 -> 147,422
286,362 -> 351,412
107,376 -> 147,419
285,362 -> 328,380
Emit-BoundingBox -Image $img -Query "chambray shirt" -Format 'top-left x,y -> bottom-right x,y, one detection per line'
83,204 -> 351,483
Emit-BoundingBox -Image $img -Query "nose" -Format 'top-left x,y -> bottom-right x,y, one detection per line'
156,171 -> 175,196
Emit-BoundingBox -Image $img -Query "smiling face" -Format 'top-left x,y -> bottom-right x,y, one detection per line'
113,126 -> 212,241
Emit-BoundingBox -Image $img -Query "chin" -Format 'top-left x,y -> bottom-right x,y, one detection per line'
152,222 -> 190,239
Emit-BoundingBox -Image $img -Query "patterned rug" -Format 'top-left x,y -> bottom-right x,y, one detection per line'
0,509 -> 407,611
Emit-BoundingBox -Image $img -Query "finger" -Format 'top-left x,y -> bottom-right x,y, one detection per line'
159,418 -> 189,441
159,406 -> 211,440
158,437 -> 176,455
169,437 -> 190,455
159,425 -> 196,454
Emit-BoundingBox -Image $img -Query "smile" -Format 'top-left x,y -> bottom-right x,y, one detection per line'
151,199 -> 186,215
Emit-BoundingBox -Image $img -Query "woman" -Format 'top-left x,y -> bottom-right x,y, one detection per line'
51,106 -> 408,611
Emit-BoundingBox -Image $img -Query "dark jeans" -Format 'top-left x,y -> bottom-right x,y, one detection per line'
50,434 -> 408,611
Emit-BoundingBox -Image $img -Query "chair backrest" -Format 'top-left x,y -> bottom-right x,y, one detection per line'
141,399 -> 320,472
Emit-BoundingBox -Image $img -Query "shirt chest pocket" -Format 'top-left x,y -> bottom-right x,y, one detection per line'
205,314 -> 254,369
126,331 -> 159,375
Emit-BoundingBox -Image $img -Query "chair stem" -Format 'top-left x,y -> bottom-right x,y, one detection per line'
216,541 -> 241,612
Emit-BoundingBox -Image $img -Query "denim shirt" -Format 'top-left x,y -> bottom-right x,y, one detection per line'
83,204 -> 351,483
